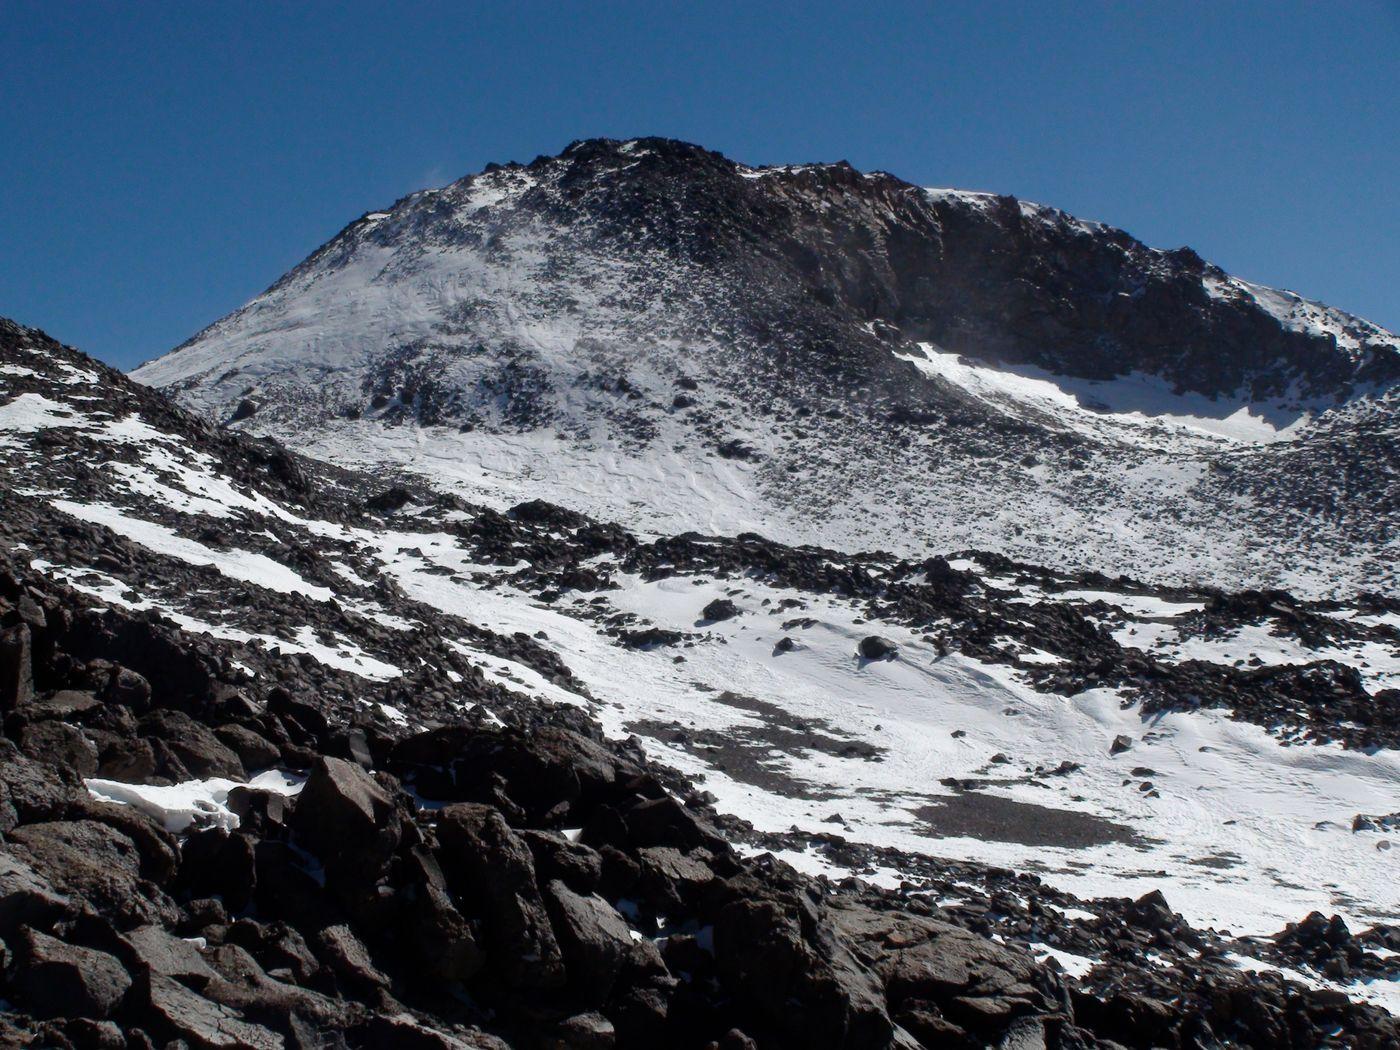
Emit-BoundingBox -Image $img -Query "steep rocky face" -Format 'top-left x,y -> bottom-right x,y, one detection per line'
139,137 -> 1400,418
517,138 -> 1396,398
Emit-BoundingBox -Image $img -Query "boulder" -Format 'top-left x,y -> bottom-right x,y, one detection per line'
636,846 -> 715,913
223,920 -> 323,986
96,736 -> 159,781
609,986 -> 671,1047
121,924 -> 219,990
831,901 -> 1053,1043
214,724 -> 281,771
533,726 -> 628,807
139,709 -> 246,780
356,1012 -> 506,1049
522,829 -> 604,895
543,1011 -> 616,1049
713,890 -> 891,1050
289,756 -> 400,881
400,879 -> 484,984
100,664 -> 152,711
0,622 -> 34,710
19,688 -> 103,722
702,598 -> 740,622
1352,812 -> 1400,833
37,1017 -> 128,1049
717,1030 -> 759,1050
408,725 -> 627,823
1125,889 -> 1177,931
597,845 -> 641,900
200,942 -> 349,1030
324,727 -> 376,770
893,1003 -> 970,1045
9,819 -> 178,926
543,879 -> 634,1002
0,744 -> 83,821
225,785 -> 292,835
315,924 -> 390,994
858,636 -> 898,660
436,802 -> 564,989
177,829 -> 257,911
624,794 -> 727,852
13,927 -> 132,1019
70,796 -> 181,883
137,971 -> 284,1049
0,848 -> 72,936
252,839 -> 341,932
19,719 -> 99,775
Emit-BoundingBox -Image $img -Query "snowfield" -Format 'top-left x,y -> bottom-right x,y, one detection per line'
897,343 -> 1320,445
6,344 -> 1400,944
368,548 -> 1400,938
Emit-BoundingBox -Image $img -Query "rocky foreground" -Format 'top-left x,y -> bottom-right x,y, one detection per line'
2,559 -> 1399,1049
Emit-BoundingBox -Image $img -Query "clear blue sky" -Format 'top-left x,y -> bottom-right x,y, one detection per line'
3,1 -> 1397,369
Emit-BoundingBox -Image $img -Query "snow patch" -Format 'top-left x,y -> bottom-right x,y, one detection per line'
85,769 -> 304,833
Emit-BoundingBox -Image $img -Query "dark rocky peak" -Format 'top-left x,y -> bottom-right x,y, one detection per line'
290,142 -> 1400,399
319,137 -> 1398,400
132,139 -> 1400,596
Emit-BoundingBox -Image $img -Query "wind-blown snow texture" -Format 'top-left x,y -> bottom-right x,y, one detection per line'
10,320 -> 1400,1026
136,138 -> 1400,597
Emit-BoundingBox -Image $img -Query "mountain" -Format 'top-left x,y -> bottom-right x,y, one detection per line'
6,318 -> 1400,1045
135,137 -> 1400,597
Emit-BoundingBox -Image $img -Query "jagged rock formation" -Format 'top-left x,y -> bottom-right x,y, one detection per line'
135,138 -> 1399,596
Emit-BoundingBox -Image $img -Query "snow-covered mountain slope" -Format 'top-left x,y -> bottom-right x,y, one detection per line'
12,318 -> 1400,1026
134,138 -> 1400,597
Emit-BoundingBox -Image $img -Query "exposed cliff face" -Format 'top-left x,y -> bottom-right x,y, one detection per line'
134,137 -> 1399,595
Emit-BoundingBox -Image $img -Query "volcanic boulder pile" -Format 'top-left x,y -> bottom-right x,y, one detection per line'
2,563 -> 1399,1049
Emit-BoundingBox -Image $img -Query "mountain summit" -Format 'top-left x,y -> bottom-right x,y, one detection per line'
135,137 -> 1400,595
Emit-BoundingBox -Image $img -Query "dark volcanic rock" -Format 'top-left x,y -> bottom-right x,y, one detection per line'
138,971 -> 283,1049
0,623 -> 34,710
702,598 -> 740,622
858,636 -> 898,660
2,325 -> 1399,1050
122,923 -> 220,990
214,723 -> 281,771
290,755 -> 401,881
437,802 -> 565,990
140,708 -> 247,780
712,877 -> 892,1049
13,927 -> 132,1019
0,849 -> 72,936
9,819 -> 177,926
543,878 -> 634,1002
